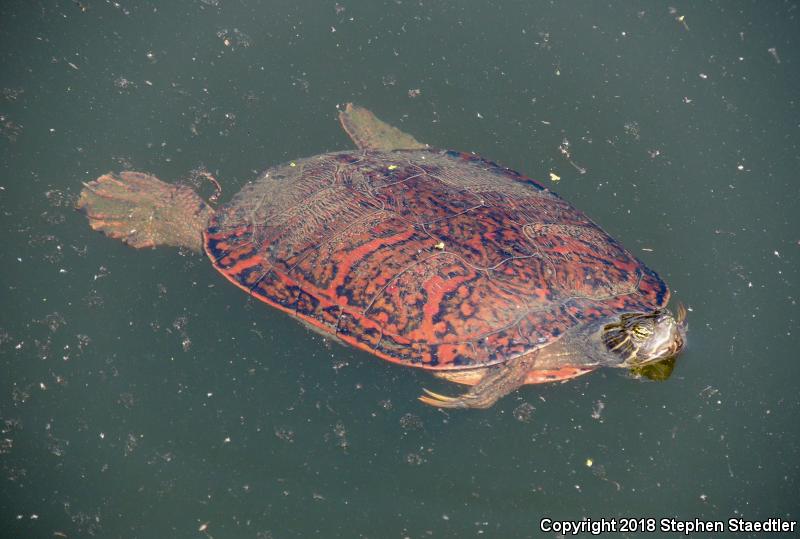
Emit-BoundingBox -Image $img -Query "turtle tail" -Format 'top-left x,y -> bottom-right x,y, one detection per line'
77,171 -> 214,252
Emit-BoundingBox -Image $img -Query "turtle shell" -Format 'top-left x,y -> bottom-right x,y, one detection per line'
204,149 -> 668,370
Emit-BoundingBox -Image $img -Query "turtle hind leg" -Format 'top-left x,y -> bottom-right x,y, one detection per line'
77,171 -> 213,252
338,103 -> 427,151
419,363 -> 528,409
433,369 -> 485,386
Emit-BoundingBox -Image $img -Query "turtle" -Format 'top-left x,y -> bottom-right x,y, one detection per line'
77,103 -> 686,409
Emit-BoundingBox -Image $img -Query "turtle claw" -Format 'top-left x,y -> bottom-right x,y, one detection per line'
418,375 -> 509,409
418,388 -> 469,409
418,395 -> 448,407
422,388 -> 457,401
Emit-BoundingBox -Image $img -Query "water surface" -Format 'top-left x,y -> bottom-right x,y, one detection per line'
1,1 -> 798,537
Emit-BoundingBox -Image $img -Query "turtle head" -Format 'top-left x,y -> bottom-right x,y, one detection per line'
602,306 -> 686,368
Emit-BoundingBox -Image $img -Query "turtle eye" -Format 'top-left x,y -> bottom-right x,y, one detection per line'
632,324 -> 652,338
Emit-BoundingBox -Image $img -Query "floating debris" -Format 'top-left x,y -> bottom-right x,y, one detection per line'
216,28 -> 252,50
399,412 -> 423,431
113,76 -> 135,90
333,421 -> 349,452
0,114 -> 22,142
1,87 -> 23,101
591,400 -> 605,420
513,402 -> 535,422
274,427 -> 295,443
623,121 -> 640,140
669,7 -> 690,31
405,452 -> 425,466
558,138 -> 587,174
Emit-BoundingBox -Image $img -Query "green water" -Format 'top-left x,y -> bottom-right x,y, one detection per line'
1,1 -> 798,537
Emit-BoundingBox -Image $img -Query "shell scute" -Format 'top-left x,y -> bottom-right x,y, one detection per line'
425,205 -> 536,269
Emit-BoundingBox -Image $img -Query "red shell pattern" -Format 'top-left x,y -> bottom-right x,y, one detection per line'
204,150 -> 668,370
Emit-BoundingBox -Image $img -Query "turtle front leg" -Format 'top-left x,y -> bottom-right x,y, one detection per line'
338,103 -> 428,151
418,363 -> 528,409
